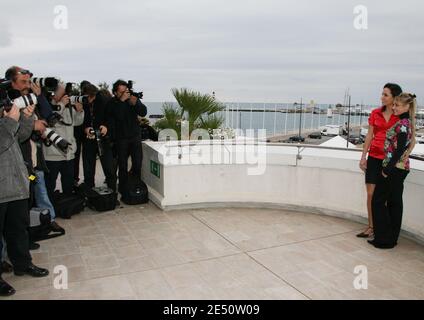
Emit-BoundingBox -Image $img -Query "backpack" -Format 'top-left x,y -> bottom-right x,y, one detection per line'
52,191 -> 86,219
28,208 -> 65,242
121,174 -> 149,205
86,186 -> 117,212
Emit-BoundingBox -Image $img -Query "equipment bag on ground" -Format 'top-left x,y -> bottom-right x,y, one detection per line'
121,174 -> 149,205
86,186 -> 117,212
52,191 -> 86,219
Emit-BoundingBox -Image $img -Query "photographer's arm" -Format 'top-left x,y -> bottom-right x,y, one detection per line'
17,112 -> 35,143
0,112 -> 20,155
105,100 -> 115,141
37,94 -> 53,120
30,82 -> 53,119
134,99 -> 147,117
73,103 -> 85,126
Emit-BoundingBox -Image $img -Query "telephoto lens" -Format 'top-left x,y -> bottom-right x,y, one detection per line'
69,95 -> 88,105
13,93 -> 38,109
44,128 -> 71,153
31,77 -> 59,89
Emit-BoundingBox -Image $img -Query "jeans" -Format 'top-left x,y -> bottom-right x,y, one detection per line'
34,170 -> 56,221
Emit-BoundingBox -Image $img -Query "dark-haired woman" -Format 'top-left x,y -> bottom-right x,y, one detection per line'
357,83 -> 403,238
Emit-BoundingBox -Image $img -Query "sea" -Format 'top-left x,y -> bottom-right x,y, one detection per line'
143,102 -> 378,136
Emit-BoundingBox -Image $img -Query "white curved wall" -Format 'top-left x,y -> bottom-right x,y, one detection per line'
142,141 -> 424,243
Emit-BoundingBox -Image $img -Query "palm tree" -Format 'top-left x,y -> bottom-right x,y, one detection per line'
98,82 -> 110,91
154,88 -> 226,140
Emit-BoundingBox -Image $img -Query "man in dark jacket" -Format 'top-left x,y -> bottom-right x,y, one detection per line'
82,84 -> 117,191
106,80 -> 147,199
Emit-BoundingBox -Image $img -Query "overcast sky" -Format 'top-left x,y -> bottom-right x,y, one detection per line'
1,0 -> 423,105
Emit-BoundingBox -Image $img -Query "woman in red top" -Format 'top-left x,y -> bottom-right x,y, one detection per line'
357,83 -> 402,238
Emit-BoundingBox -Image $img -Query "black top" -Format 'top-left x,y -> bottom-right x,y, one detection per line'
106,97 -> 147,141
83,93 -> 108,131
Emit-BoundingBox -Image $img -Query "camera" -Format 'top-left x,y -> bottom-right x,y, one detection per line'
69,95 -> 88,105
0,78 -> 12,90
43,128 -> 71,153
127,80 -> 143,99
31,77 -> 60,91
0,93 -> 38,112
46,112 -> 63,127
88,128 -> 105,156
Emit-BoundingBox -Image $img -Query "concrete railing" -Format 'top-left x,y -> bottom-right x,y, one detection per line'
141,140 -> 424,243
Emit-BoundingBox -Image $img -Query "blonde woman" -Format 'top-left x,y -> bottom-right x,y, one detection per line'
369,93 -> 417,249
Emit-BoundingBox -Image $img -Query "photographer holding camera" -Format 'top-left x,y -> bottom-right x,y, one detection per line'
82,83 -> 117,192
0,101 -> 49,296
44,83 -> 84,198
106,80 -> 147,201
4,66 -> 65,235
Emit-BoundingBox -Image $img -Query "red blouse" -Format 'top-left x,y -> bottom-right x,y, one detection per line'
368,107 -> 399,160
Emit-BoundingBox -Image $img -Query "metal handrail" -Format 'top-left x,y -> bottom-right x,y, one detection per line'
146,140 -> 424,162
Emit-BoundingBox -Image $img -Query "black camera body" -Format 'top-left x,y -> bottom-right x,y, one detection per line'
0,78 -> 12,91
88,128 -> 105,156
127,80 -> 143,99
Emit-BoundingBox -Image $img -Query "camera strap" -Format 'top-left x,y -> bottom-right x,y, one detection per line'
59,104 -> 74,126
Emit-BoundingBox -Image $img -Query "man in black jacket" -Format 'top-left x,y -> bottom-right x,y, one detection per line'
82,84 -> 117,191
106,80 -> 147,199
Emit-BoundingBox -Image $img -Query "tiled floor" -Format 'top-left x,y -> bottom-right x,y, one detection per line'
2,202 -> 424,300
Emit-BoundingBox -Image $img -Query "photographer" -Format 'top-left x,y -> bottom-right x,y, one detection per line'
73,80 -> 91,187
106,80 -> 147,200
5,66 -> 64,234
82,84 -> 117,191
44,84 -> 84,197
0,104 -> 49,297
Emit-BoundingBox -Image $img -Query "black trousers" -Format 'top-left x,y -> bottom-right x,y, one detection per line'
74,125 -> 84,183
116,137 -> 142,195
45,160 -> 75,197
372,168 -> 409,245
74,138 -> 82,183
82,139 -> 117,191
0,199 -> 32,271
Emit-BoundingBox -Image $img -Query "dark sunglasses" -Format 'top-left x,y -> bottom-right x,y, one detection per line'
18,69 -> 33,77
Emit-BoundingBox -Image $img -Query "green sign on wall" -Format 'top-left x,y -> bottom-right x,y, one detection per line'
150,160 -> 161,178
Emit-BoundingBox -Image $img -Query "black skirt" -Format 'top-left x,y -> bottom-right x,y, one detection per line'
365,156 -> 383,184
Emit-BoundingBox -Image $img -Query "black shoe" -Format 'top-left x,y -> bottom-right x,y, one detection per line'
14,264 -> 49,278
29,242 -> 40,251
0,277 -> 15,297
1,261 -> 13,274
50,221 -> 65,234
367,240 -> 395,249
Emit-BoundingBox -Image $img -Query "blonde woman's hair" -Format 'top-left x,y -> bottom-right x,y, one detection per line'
394,93 -> 417,135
